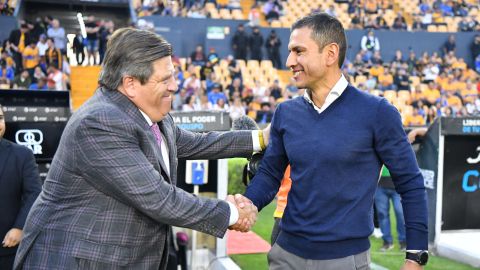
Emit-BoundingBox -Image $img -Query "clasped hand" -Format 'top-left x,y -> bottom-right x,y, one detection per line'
226,194 -> 258,232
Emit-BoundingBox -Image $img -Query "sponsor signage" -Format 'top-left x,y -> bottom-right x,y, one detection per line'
171,111 -> 231,132
442,135 -> 480,230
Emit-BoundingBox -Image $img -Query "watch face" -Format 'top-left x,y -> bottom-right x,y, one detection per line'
419,252 -> 429,265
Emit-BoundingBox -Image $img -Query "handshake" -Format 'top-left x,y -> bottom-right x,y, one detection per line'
226,194 -> 258,232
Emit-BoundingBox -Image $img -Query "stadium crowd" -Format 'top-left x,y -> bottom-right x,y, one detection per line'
0,14 -> 115,91
0,0 -> 479,127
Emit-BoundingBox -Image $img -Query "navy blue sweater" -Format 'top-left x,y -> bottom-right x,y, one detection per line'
245,85 -> 428,259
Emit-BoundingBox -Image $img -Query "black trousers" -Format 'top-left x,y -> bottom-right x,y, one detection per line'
0,254 -> 15,270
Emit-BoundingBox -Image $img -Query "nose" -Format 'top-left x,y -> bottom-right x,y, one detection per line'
167,76 -> 177,93
286,52 -> 296,70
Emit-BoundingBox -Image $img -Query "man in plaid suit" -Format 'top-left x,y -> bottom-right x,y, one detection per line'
14,28 -> 263,270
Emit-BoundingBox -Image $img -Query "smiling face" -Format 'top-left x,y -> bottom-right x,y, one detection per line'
286,27 -> 328,91
123,57 -> 177,122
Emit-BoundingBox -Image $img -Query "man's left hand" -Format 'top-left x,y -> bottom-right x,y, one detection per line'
2,228 -> 23,248
400,260 -> 423,270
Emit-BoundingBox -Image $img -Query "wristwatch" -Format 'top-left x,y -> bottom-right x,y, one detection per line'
406,251 -> 429,265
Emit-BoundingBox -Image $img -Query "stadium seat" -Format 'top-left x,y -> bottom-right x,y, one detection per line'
383,90 -> 397,103
397,90 -> 411,104
427,25 -> 437,32
271,20 -> 282,28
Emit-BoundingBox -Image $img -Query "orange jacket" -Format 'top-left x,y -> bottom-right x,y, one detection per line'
274,166 -> 292,218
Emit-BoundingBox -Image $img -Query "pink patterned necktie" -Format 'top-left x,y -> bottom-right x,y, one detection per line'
150,123 -> 163,148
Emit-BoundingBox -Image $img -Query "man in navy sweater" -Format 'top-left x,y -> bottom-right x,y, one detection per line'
236,13 -> 429,269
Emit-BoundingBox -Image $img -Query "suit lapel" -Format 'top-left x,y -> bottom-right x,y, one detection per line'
0,139 -> 12,184
101,88 -> 172,182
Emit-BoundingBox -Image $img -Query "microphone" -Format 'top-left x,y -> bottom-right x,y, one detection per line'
232,115 -> 259,131
231,115 -> 263,186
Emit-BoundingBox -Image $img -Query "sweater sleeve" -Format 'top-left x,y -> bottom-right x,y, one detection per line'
373,98 -> 428,250
244,104 -> 289,211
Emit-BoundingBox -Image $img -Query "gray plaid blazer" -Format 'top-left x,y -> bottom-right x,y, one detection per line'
14,88 -> 253,270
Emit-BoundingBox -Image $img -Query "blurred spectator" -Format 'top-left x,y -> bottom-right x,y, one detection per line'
227,77 -> 244,100
248,4 -> 261,27
231,24 -> 248,60
198,94 -> 213,110
72,31 -> 85,65
422,63 -> 439,83
22,40 -> 39,79
85,15 -> 100,65
411,16 -> 424,31
458,17 -> 476,32
32,66 -> 46,83
36,34 -> 48,63
200,61 -> 214,81
29,77 -> 48,90
325,5 -> 337,17
213,98 -> 229,111
404,108 -> 426,126
8,23 -> 31,73
249,26 -> 264,61
187,3 -> 207,18
47,19 -> 66,54
207,83 -> 228,105
46,64 -> 64,90
364,0 -> 378,14
30,17 -> 46,41
263,0 -> 281,23
207,47 -> 219,66
371,51 -> 383,65
392,12 -> 407,30
189,45 -> 207,67
229,97 -> 246,120
255,102 -> 273,124
173,89 -> 187,110
98,20 -> 114,64
470,35 -> 480,66
421,10 -> 433,26
45,38 -> 62,70
266,30 -> 282,69
252,79 -> 268,99
227,55 -> 242,80
360,30 -> 380,60
182,95 -> 199,111
394,68 -> 410,91
183,73 -> 201,96
442,34 -> 456,56
269,79 -> 282,100
375,10 -> 389,30
350,11 -> 363,29
0,62 -> 14,83
12,70 -> 31,89
378,68 -> 395,90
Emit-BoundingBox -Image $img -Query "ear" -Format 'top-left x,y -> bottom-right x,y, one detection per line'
121,75 -> 137,98
324,43 -> 340,67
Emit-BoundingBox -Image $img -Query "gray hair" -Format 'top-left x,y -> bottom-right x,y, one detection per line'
292,13 -> 347,68
98,28 -> 172,90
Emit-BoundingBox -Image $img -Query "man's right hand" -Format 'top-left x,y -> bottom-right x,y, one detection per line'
226,194 -> 258,232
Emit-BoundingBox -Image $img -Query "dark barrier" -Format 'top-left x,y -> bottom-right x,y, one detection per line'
416,117 -> 480,243
142,16 -> 478,68
0,90 -> 71,180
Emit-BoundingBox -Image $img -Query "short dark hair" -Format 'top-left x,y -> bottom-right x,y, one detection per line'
292,13 -> 347,68
99,28 -> 172,90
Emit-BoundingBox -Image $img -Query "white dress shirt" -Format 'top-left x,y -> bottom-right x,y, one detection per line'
303,74 -> 349,113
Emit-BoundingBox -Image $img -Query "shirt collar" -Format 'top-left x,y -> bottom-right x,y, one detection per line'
303,74 -> 349,113
139,109 -> 153,126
